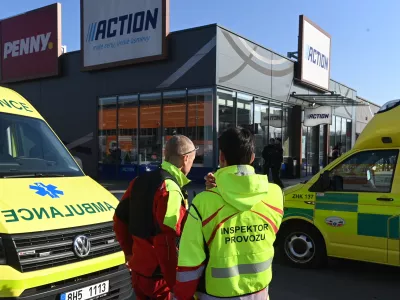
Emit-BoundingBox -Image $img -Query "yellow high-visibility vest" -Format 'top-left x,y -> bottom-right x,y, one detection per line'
177,165 -> 284,298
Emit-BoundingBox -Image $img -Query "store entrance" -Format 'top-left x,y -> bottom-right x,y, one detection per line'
302,125 -> 327,177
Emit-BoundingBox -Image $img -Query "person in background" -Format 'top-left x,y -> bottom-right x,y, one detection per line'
110,141 -> 122,164
262,138 -> 275,176
332,142 -> 343,160
262,138 -> 284,189
173,127 -> 284,300
113,135 -> 197,300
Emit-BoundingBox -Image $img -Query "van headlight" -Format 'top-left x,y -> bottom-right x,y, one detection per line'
0,238 -> 6,264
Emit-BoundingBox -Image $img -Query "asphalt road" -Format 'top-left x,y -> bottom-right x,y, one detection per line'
270,258 -> 399,300
110,192 -> 400,300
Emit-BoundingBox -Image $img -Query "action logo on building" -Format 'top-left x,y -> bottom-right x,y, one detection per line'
81,0 -> 169,70
298,15 -> 331,91
0,3 -> 62,83
304,106 -> 332,127
304,44 -> 329,71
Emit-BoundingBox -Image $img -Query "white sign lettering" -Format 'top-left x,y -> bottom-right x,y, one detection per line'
3,32 -> 52,59
304,106 -> 332,127
82,0 -> 168,69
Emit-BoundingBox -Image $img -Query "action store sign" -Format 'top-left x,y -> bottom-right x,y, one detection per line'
304,106 -> 332,127
298,15 -> 331,91
81,0 -> 169,70
0,3 -> 62,83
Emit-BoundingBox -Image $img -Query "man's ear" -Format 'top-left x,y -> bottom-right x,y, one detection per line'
183,154 -> 189,163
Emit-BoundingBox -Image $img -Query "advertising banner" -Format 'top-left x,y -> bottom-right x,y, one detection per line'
298,15 -> 331,91
81,0 -> 169,70
0,3 -> 62,83
304,106 -> 332,127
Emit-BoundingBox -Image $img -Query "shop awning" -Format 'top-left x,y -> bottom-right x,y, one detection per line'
290,92 -> 368,107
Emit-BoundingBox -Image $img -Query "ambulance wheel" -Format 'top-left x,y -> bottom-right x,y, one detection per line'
278,222 -> 327,269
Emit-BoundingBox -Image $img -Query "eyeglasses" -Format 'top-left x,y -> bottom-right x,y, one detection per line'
181,146 -> 199,156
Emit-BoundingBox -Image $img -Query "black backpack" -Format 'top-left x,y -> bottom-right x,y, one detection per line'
115,168 -> 185,239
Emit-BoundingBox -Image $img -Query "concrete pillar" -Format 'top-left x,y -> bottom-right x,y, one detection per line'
291,105 -> 303,178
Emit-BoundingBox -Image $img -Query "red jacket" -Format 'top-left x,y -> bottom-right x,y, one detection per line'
113,166 -> 189,289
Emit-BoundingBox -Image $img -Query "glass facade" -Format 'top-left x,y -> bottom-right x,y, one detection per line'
139,93 -> 162,166
187,88 -> 214,167
217,89 -> 235,132
98,96 -> 118,176
98,88 -> 214,180
216,89 -> 292,176
329,115 -> 353,159
254,100 -> 269,174
98,87 -> 353,181
302,121 -> 328,177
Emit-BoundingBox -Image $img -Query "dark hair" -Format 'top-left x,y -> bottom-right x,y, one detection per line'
218,127 -> 255,165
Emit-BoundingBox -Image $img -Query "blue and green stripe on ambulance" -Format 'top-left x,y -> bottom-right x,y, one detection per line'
283,193 -> 399,239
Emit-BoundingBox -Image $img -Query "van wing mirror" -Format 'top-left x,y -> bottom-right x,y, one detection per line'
309,170 -> 331,192
322,170 -> 331,190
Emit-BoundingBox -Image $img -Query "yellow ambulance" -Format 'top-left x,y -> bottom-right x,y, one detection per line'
278,99 -> 400,268
0,87 -> 132,299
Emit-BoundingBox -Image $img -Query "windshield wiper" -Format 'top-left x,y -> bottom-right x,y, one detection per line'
3,173 -> 65,178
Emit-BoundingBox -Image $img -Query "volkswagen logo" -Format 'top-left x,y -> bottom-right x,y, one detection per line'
73,235 -> 91,258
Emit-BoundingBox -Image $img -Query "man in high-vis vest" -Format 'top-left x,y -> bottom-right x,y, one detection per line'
114,135 -> 198,300
173,127 -> 284,300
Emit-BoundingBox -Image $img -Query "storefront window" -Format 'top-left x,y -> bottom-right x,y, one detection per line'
319,125 -> 325,168
162,90 -> 187,159
282,106 -> 292,158
188,88 -> 213,167
329,116 -> 336,156
346,119 -> 352,152
254,100 -> 269,174
302,125 -> 308,176
217,89 -> 235,133
237,93 -> 254,132
341,117 -> 346,152
139,93 -> 162,165
269,104 -> 282,140
335,116 -> 341,150
118,95 -> 138,170
98,97 -> 117,168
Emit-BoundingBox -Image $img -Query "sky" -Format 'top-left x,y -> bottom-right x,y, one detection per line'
1,0 -> 399,105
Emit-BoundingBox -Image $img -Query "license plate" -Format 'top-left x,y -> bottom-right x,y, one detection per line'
60,280 -> 109,300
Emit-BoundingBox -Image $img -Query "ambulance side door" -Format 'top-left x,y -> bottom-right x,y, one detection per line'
322,149 -> 399,264
385,151 -> 400,266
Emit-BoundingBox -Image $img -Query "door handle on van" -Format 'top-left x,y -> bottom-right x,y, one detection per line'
376,197 -> 394,202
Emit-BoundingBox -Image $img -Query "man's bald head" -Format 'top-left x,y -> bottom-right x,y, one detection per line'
165,135 -> 195,167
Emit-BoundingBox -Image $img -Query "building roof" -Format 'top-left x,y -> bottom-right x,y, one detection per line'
356,96 -> 381,108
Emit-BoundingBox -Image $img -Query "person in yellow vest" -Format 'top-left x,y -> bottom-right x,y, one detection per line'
173,127 -> 284,300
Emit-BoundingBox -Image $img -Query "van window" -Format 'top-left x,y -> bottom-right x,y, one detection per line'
329,150 -> 398,193
0,113 -> 83,177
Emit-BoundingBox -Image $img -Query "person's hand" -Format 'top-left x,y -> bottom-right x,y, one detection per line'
204,172 -> 216,190
125,254 -> 132,271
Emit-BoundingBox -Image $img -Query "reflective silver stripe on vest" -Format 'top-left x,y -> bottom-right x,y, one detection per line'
211,258 -> 273,279
176,265 -> 205,282
196,287 -> 269,300
235,165 -> 255,176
